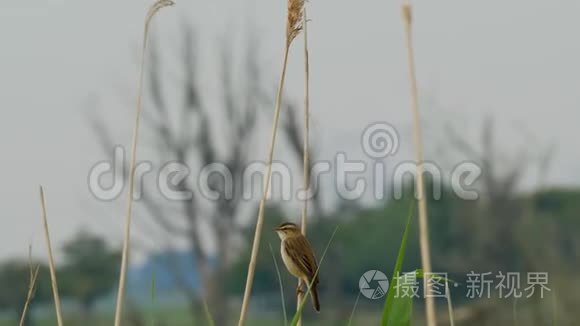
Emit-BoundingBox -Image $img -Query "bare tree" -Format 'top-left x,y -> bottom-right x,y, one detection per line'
90,24 -> 316,325
445,117 -> 558,272
444,118 -> 525,270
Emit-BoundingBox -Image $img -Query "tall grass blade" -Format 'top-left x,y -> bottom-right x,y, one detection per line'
381,204 -> 414,325
347,292 -> 362,326
445,281 -> 455,326
551,288 -> 557,326
385,269 -> 456,325
290,225 -> 340,326
269,242 -> 288,326
202,296 -> 216,326
513,297 -> 518,326
149,270 -> 157,326
385,275 -> 413,326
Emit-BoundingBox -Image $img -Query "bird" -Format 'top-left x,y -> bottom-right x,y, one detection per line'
275,222 -> 320,312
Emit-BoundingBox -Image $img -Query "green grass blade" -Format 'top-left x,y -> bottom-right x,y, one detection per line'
347,292 -> 362,326
149,270 -> 157,326
446,281 -> 455,326
202,296 -> 215,326
381,204 -> 414,325
552,288 -> 557,326
385,282 -> 413,326
290,224 -> 340,326
269,242 -> 288,326
513,297 -> 518,326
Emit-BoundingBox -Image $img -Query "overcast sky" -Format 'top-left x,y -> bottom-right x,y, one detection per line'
1,0 -> 579,262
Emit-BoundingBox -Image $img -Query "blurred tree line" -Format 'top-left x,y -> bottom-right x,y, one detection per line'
0,232 -> 119,325
2,185 -> 578,325
227,182 -> 580,325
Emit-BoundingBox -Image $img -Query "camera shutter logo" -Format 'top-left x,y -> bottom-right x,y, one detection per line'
359,270 -> 390,299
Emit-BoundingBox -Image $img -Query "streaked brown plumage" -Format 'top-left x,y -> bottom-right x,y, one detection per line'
275,222 -> 320,312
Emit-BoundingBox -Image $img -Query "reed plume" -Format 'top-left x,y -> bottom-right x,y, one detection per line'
286,0 -> 305,46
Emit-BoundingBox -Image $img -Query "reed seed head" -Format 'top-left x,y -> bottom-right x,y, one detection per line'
401,4 -> 413,25
286,0 -> 305,46
147,0 -> 175,23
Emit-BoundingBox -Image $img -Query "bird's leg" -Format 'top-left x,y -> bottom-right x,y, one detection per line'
296,280 -> 305,295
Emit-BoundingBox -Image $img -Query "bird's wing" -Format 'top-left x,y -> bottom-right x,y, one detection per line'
284,235 -> 319,284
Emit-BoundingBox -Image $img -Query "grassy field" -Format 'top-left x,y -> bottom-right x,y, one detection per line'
0,306 -> 383,326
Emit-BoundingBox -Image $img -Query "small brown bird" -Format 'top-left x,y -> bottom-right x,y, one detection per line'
275,222 -> 320,312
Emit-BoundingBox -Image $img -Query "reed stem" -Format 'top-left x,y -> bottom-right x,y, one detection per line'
39,187 -> 64,326
296,8 -> 310,326
238,46 -> 291,326
19,252 -> 40,326
401,3 -> 437,325
238,2 -> 304,324
113,2 -> 173,325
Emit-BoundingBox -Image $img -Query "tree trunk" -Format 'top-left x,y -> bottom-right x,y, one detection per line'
188,238 -> 229,326
204,266 -> 228,326
189,300 -> 204,326
81,300 -> 94,323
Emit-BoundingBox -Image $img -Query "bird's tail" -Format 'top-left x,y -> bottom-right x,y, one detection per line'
311,284 -> 320,312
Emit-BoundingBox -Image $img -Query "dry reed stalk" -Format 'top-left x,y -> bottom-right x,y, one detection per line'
296,8 -> 310,326
19,265 -> 40,326
238,1 -> 305,325
269,243 -> 288,324
113,1 -> 174,325
238,46 -> 290,326
445,281 -> 455,326
39,187 -> 64,326
19,247 -> 40,326
400,3 -> 437,326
